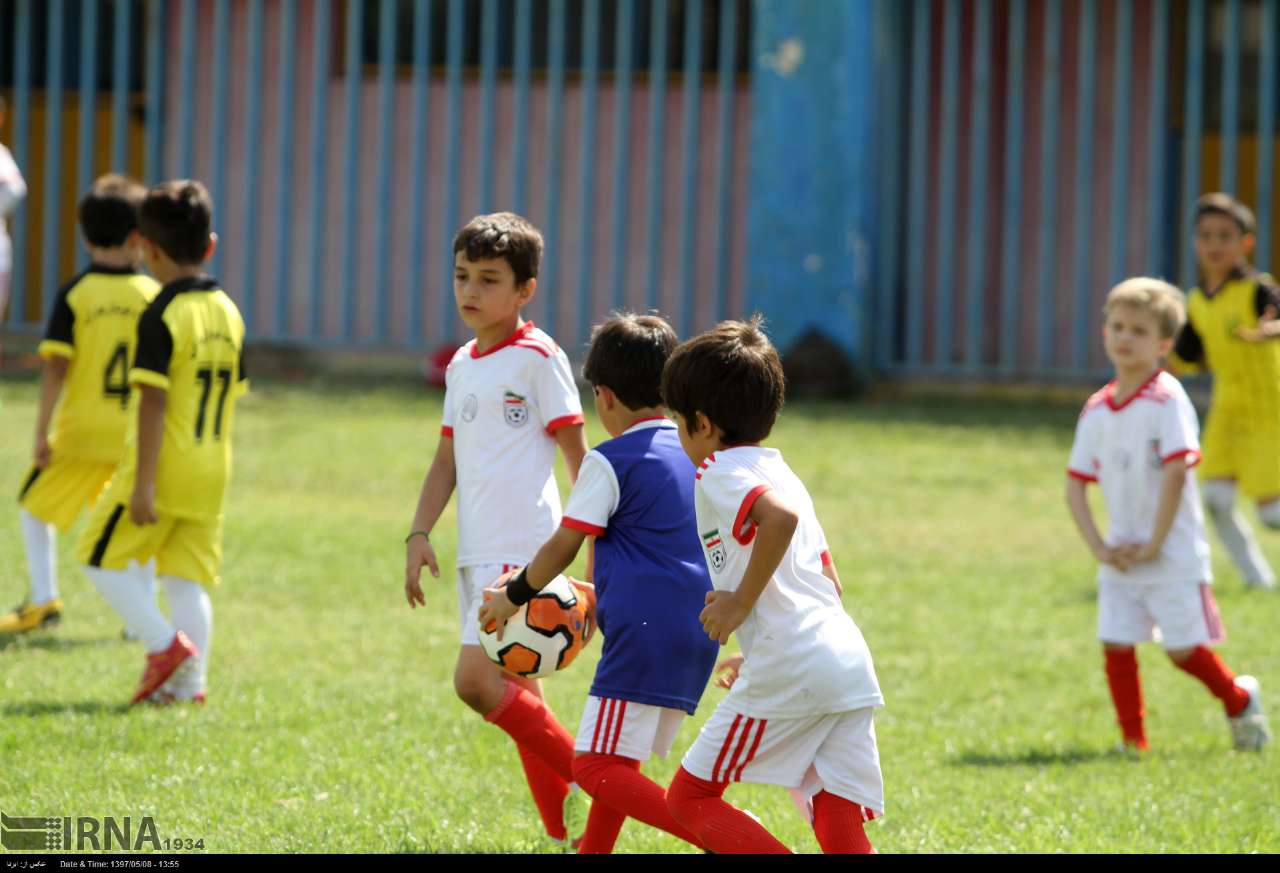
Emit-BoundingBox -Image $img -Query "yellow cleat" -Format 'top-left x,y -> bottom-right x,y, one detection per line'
0,599 -> 64,634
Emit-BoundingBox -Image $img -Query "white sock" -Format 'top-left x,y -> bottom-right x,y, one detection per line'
1204,480 -> 1276,585
84,565 -> 175,653
162,576 -> 211,696
1257,499 -> 1280,530
20,509 -> 58,605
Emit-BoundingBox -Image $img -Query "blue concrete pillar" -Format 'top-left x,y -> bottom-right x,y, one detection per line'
746,0 -> 878,376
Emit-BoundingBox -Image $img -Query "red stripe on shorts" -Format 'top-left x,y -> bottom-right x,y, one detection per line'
723,717 -> 755,781
1200,583 -> 1226,643
712,715 -> 743,782
733,719 -> 768,781
600,700 -> 618,754
611,701 -> 628,754
590,699 -> 609,753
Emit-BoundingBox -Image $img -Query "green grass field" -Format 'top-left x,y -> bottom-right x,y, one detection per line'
2,378 -> 1277,853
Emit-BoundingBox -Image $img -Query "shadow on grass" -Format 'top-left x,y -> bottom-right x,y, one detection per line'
2,700 -> 132,717
952,747 -> 1119,767
0,633 -> 121,652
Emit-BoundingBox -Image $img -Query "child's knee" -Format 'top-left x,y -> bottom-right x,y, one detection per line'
1203,480 -> 1237,516
666,766 -> 717,823
1164,646 -> 1196,665
452,663 -> 501,711
1257,499 -> 1280,529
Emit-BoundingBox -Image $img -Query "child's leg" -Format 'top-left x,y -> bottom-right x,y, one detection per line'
161,575 -> 212,698
811,791 -> 875,854
572,753 -> 703,852
1203,480 -> 1275,586
1103,644 -> 1148,749
577,795 -> 627,854
1256,497 -> 1280,532
84,564 -> 175,652
666,766 -> 790,854
1168,646 -> 1250,717
20,508 -> 58,605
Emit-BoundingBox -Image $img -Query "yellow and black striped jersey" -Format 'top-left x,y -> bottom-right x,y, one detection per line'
37,265 -> 160,463
120,274 -> 248,520
1176,267 -> 1280,412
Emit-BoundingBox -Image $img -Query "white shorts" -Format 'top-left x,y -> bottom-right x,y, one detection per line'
1098,578 -> 1226,650
457,562 -> 520,646
574,695 -> 686,762
681,705 -> 884,816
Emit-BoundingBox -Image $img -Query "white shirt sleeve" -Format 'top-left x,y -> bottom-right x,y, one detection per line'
441,359 -> 458,436
699,459 -> 771,545
561,451 -> 618,535
1161,390 -> 1201,466
1067,408 -> 1099,482
534,347 -> 584,435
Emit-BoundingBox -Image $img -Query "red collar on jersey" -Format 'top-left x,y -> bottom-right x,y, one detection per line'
471,320 -> 537,359
1105,368 -> 1164,412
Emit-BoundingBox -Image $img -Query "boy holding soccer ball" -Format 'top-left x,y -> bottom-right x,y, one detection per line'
660,318 -> 886,854
1066,278 -> 1270,752
480,314 -> 719,854
403,213 -> 590,847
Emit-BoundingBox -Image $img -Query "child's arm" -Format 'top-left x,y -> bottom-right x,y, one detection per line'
1125,458 -> 1190,564
821,559 -> 844,597
32,356 -> 69,467
129,385 -> 166,525
701,489 -> 799,644
1065,477 -> 1127,571
555,424 -> 589,482
404,436 -> 457,608
477,525 -> 588,636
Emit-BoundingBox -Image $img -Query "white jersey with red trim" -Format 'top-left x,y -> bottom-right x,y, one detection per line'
441,321 -> 584,567
694,446 -> 883,718
1067,370 -> 1212,587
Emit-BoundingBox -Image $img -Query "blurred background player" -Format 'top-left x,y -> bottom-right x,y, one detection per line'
661,318 -> 886,855
0,96 -> 27,361
1067,278 -> 1270,752
480,313 -> 718,854
76,180 -> 247,705
403,212 -> 590,848
1173,193 -> 1280,590
2,174 -> 157,635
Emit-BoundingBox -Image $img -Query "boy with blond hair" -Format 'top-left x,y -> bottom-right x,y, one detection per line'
1067,277 -> 1270,751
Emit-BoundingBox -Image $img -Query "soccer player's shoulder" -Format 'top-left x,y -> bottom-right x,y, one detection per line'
515,326 -> 562,361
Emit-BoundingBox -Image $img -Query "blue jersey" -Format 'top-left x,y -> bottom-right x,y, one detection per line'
561,420 -> 717,713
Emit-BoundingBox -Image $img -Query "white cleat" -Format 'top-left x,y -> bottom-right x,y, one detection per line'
1229,675 -> 1272,751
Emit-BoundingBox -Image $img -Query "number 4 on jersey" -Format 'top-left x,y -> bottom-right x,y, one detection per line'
103,342 -> 131,407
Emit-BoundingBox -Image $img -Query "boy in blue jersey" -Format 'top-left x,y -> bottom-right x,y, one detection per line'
480,314 -> 718,854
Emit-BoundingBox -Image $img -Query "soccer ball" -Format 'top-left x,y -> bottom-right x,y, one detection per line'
479,572 -> 595,679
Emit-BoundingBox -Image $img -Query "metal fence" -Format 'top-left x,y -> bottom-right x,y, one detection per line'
1,0 -> 751,356
873,0 -> 1280,381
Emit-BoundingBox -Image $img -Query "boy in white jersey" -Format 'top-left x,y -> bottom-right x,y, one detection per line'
403,213 -> 590,847
1066,278 -> 1270,752
659,318 -> 885,855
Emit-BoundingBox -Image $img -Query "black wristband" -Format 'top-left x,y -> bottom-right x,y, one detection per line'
505,567 -> 537,606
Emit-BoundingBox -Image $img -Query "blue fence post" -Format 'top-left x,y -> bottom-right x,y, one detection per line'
609,0 -> 635,314
373,0 -> 396,343
1221,0 -> 1241,196
407,0 -> 432,346
305,0 -> 331,340
1108,0 -> 1133,285
110,0 -> 131,175
1146,0 -> 1169,274
144,0 -> 165,184
442,0 -> 465,341
240,0 -> 264,333
744,0 -> 878,370
177,0 -> 196,178
1034,0 -> 1062,372
210,0 -> 230,278
512,0 -> 533,216
643,0 -> 669,314
873,0 -> 905,371
998,0 -> 1026,375
541,0 -> 566,336
935,0 -> 960,367
576,0 -> 601,347
40,0 -> 65,320
76,0 -> 100,272
678,0 -> 703,337
905,0 -> 929,368
1180,0 -> 1206,289
274,0 -> 298,339
712,0 -> 738,324
478,0 -> 499,214
963,0 -> 992,372
1070,0 -> 1096,371
8,0 -> 31,326
340,0 -> 363,341
1258,0 -> 1278,271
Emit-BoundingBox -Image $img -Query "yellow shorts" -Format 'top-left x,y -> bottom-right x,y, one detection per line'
75,491 -> 224,588
1199,407 -> 1280,499
18,457 -> 117,533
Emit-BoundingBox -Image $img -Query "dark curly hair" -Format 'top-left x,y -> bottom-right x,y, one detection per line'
452,212 -> 544,285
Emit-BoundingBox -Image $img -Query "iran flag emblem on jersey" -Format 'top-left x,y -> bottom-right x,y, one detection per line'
702,529 -> 727,573
503,390 -> 529,427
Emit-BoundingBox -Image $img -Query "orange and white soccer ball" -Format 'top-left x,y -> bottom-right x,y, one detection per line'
479,572 -> 595,678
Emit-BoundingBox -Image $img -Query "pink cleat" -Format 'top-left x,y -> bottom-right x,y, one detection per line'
131,631 -> 198,705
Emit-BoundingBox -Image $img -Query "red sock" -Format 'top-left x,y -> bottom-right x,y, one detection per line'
517,742 -> 569,841
1104,648 -> 1148,749
484,680 -> 576,783
1174,646 -> 1250,717
573,753 -> 704,852
666,766 -> 791,854
577,797 -> 627,854
811,791 -> 875,854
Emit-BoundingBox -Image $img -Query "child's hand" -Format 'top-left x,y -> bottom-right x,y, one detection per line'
714,653 -> 745,689
478,588 -> 519,640
700,590 -> 749,645
1235,308 -> 1280,342
1120,541 -> 1159,565
33,434 -> 51,469
1094,543 -> 1135,572
404,536 -> 439,609
129,485 -> 157,526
